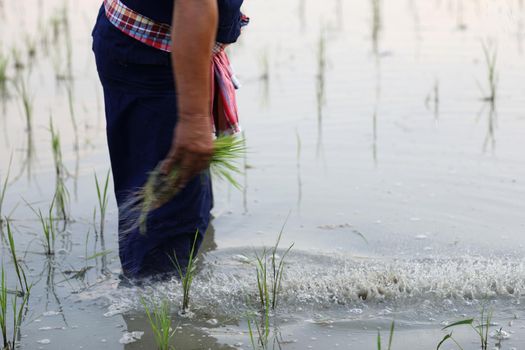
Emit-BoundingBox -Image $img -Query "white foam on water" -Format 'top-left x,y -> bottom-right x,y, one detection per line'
86,250 -> 525,318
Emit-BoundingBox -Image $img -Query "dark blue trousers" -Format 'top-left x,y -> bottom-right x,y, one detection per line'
92,7 -> 212,278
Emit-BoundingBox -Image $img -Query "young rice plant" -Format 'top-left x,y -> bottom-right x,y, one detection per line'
5,221 -> 30,296
437,307 -> 493,350
170,232 -> 199,314
0,266 -> 31,350
0,160 -> 11,224
376,321 -> 395,350
141,298 -> 176,350
255,222 -> 294,312
50,118 -> 69,221
94,170 -> 110,236
36,198 -> 57,256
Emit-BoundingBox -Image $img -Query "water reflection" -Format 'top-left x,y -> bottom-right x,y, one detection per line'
296,130 -> 302,209
408,0 -> 422,58
242,133 -> 249,214
517,0 -> 524,55
456,0 -> 467,31
120,223 -> 237,349
425,79 -> 440,123
259,50 -> 270,107
122,312 -> 238,350
316,30 -> 326,159
371,0 -> 382,56
298,0 -> 306,31
480,101 -> 497,153
335,0 -> 343,31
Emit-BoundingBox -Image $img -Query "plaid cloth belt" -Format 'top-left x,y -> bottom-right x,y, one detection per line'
103,0 -> 245,134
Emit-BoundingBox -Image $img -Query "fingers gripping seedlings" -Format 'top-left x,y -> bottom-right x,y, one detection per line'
121,135 -> 245,234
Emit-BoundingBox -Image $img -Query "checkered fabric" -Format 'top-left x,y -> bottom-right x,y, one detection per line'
104,0 -> 172,52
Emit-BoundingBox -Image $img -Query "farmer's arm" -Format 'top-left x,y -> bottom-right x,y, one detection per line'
161,0 -> 218,187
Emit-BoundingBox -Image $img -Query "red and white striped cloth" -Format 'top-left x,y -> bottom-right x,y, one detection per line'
103,0 -> 244,135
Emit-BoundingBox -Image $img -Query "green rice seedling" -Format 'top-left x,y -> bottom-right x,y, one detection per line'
254,220 -> 294,312
66,82 -> 79,153
0,159 -> 11,224
247,310 -> 270,350
49,11 -> 63,45
170,232 -> 199,314
0,266 -> 31,350
316,31 -> 326,112
296,131 -> 302,206
123,135 -> 245,234
376,321 -> 395,350
94,170 -> 110,236
259,51 -> 270,106
0,51 -> 8,92
5,221 -> 29,296
479,41 -> 498,103
24,35 -> 37,61
437,307 -> 493,350
11,48 -> 23,72
35,198 -> 57,256
13,76 -> 33,134
0,266 -> 7,349
425,79 -> 440,120
371,0 -> 382,54
141,298 -> 176,350
316,31 -> 327,158
62,5 -> 73,79
50,118 -> 70,221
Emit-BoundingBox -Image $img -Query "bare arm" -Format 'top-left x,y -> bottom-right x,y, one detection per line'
161,0 -> 218,187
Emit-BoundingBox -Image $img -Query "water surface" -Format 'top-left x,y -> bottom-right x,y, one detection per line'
0,0 -> 524,349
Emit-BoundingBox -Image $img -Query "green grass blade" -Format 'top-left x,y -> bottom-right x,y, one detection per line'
436,333 -> 452,350
387,321 -> 395,350
442,318 -> 474,330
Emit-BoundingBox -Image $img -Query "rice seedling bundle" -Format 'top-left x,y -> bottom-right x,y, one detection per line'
124,135 -> 245,234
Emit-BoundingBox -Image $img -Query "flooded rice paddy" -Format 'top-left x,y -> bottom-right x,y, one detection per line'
1,0 -> 525,349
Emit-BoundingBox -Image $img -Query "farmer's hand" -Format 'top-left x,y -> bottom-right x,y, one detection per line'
160,116 -> 213,190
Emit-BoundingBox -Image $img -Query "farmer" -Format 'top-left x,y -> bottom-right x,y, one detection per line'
92,0 -> 247,278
